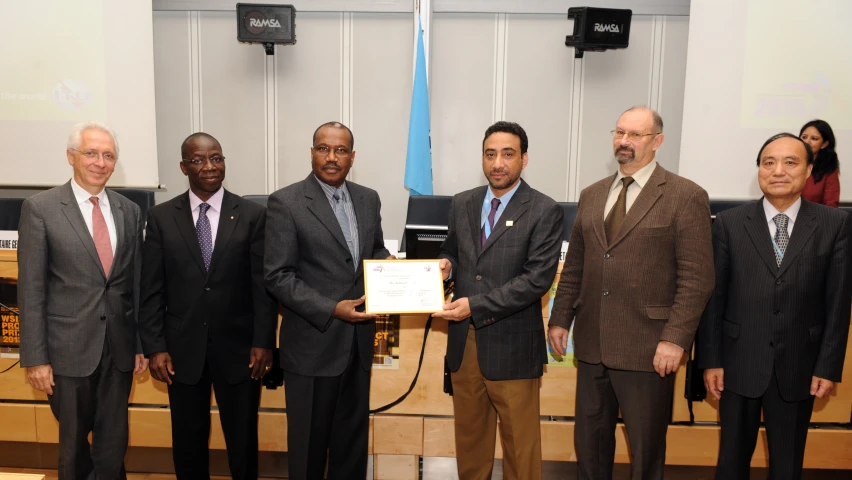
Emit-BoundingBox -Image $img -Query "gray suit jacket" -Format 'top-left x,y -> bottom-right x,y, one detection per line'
440,180 -> 564,381
18,182 -> 143,376
264,174 -> 390,377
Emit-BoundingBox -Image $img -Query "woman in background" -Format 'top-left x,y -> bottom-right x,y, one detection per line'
800,119 -> 840,207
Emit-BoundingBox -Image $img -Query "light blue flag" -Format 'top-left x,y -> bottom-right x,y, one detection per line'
404,17 -> 433,196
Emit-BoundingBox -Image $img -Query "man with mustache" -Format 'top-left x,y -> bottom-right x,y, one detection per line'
264,122 -> 392,480
698,133 -> 852,478
549,107 -> 714,479
435,121 -> 563,479
138,132 -> 278,479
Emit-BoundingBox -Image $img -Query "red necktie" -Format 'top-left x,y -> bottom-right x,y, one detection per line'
90,197 -> 113,276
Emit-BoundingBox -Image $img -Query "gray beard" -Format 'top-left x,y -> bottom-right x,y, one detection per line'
615,152 -> 635,165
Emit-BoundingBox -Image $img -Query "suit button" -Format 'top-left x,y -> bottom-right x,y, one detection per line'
770,341 -> 774,347
603,291 -> 610,296
776,279 -> 782,285
205,287 -> 211,291
476,275 -> 482,281
100,315 -> 106,320
774,310 -> 781,315
604,253 -> 611,259
105,285 -> 110,291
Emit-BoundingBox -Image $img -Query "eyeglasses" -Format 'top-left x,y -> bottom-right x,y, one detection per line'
183,156 -> 225,166
69,148 -> 117,161
314,145 -> 352,157
610,130 -> 661,141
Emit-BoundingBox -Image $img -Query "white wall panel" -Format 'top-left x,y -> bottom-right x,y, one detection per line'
198,12 -> 267,196
504,14 -> 574,202
275,13 -> 343,190
430,13 -> 498,197
351,13 -> 413,241
153,11 -> 193,204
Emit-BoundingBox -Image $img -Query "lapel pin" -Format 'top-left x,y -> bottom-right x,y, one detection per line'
230,216 -> 234,220
506,220 -> 513,227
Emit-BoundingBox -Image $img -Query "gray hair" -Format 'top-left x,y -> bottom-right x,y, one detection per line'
67,121 -> 120,156
623,106 -> 664,133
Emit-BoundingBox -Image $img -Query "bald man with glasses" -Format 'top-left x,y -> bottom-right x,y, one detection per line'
549,107 -> 714,479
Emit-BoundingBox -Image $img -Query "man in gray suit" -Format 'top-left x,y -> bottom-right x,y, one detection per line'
18,122 -> 147,480
434,121 -> 564,480
264,122 -> 391,480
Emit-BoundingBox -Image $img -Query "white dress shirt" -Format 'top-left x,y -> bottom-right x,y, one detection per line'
70,178 -> 116,254
763,196 -> 801,237
189,187 -> 224,244
603,160 -> 658,219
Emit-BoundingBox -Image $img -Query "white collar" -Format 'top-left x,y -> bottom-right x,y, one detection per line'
189,187 -> 225,212
763,196 -> 802,225
70,178 -> 108,206
611,160 -> 658,192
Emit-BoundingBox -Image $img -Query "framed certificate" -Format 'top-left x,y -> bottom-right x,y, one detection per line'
363,259 -> 445,314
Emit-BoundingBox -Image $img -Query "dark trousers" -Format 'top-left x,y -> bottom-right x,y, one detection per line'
167,350 -> 262,480
716,371 -> 815,480
574,360 -> 676,480
48,337 -> 133,480
283,338 -> 370,480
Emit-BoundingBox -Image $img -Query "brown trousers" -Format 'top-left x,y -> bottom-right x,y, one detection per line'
451,325 -> 542,480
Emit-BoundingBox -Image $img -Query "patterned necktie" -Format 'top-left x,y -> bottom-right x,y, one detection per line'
197,203 -> 213,271
332,190 -> 358,269
90,197 -> 113,277
604,176 -> 635,242
481,198 -> 501,246
773,213 -> 790,267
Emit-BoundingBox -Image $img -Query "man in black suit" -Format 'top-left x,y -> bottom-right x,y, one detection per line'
434,121 -> 564,479
264,122 -> 391,480
139,132 -> 277,480
698,133 -> 852,479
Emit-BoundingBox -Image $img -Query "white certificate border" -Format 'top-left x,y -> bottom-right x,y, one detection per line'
363,259 -> 444,314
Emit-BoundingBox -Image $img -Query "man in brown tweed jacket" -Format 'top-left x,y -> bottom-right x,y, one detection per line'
549,107 -> 714,480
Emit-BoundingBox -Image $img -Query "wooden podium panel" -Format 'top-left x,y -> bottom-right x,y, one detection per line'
0,404 -> 38,442
0,250 -> 18,278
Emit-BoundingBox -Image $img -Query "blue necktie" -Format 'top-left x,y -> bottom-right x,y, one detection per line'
332,190 -> 358,269
773,213 -> 789,267
197,203 -> 212,271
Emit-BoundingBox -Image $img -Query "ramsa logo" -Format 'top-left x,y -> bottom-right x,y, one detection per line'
249,18 -> 282,28
593,23 -> 622,33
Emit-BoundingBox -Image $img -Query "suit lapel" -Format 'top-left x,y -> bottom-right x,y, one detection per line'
207,190 -> 238,276
591,176 -> 614,249
777,200 -> 817,277
105,190 -> 126,280
60,182 -> 106,279
480,181 -> 530,256
607,165 -> 665,248
744,200 -> 779,276
173,192 -> 207,275
467,186 -> 488,257
350,183 -> 371,269
304,174 -> 350,253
